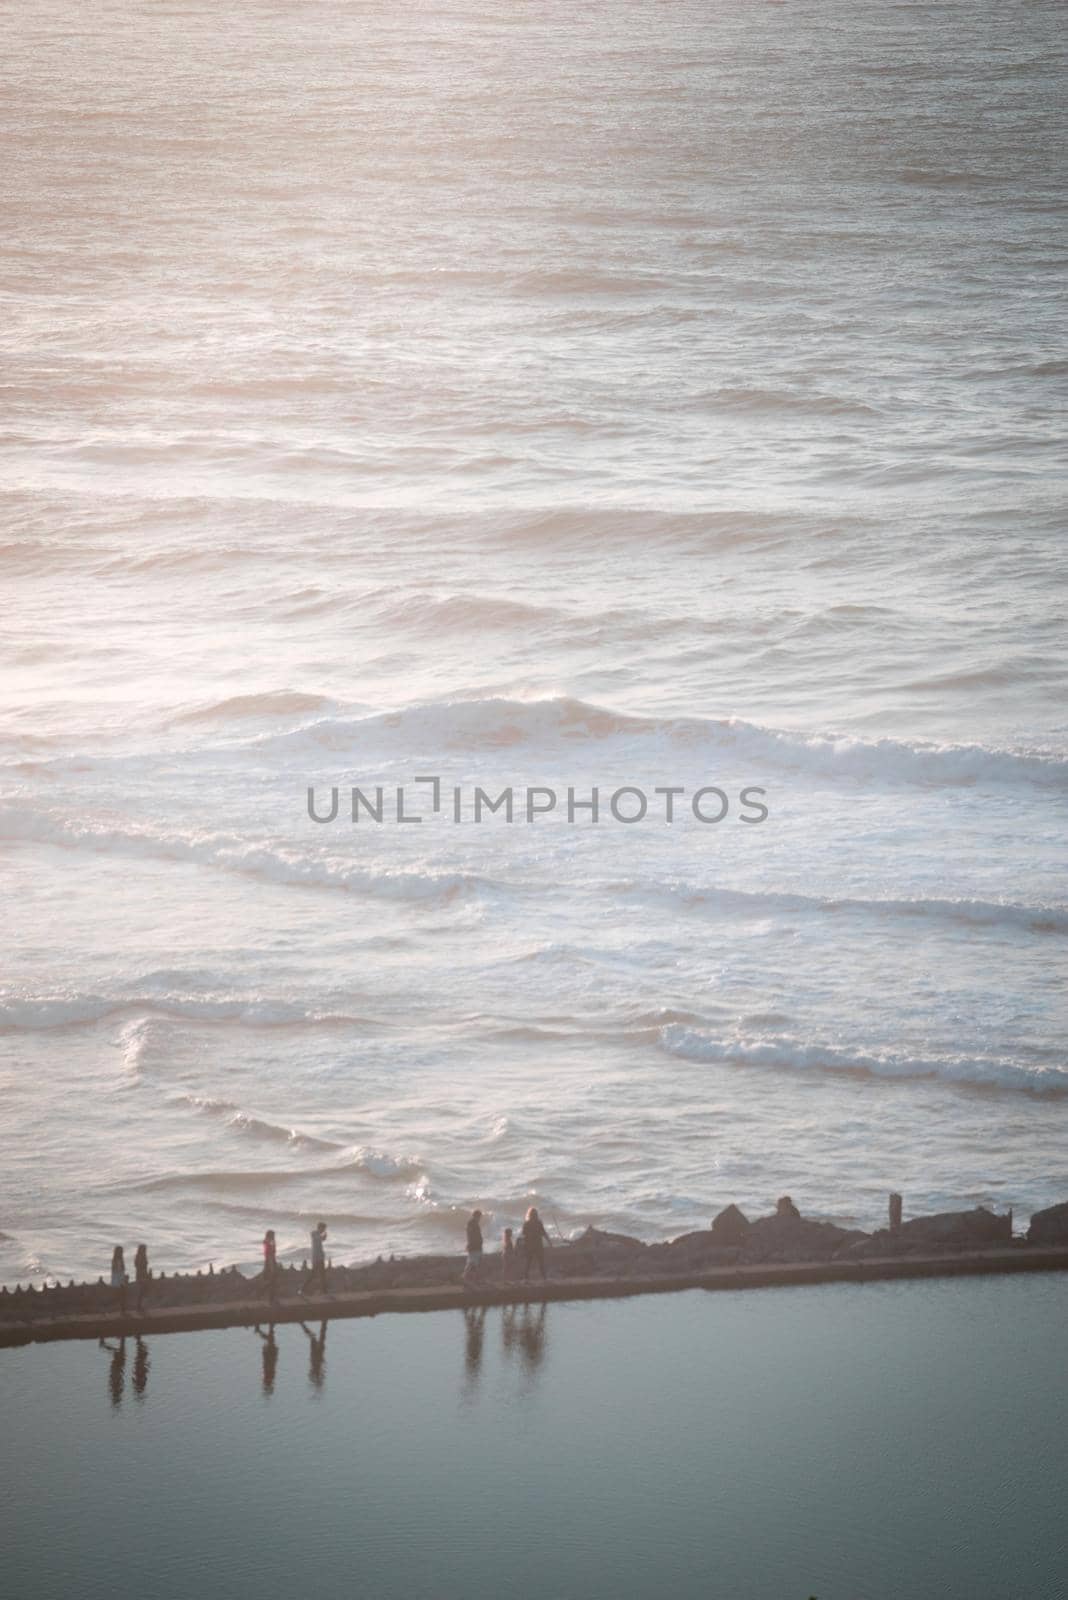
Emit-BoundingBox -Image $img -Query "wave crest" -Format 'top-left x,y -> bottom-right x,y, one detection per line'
173,691 -> 334,724
243,696 -> 1068,789
0,804 -> 487,903
659,1023 -> 1068,1095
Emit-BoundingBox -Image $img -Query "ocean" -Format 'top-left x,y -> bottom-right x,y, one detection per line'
2,0 -> 1066,1285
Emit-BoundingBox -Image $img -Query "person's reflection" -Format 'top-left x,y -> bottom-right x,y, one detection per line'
460,1305 -> 489,1408
464,1305 -> 487,1378
99,1336 -> 126,1408
300,1321 -> 328,1392
501,1302 -> 549,1383
254,1324 -> 278,1395
132,1337 -> 150,1402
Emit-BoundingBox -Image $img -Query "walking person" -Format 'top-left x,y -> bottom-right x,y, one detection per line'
300,1221 -> 329,1298
462,1208 -> 484,1289
133,1243 -> 150,1314
262,1229 -> 278,1303
521,1207 -> 551,1282
110,1245 -> 128,1317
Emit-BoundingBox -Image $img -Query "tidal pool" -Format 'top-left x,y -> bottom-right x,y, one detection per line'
3,1275 -> 1066,1599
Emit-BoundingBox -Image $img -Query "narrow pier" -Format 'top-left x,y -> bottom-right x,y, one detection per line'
4,1245 -> 1068,1350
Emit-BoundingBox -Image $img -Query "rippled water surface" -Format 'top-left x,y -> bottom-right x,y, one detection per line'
3,1277 -> 1068,1600
2,0 -> 1066,1282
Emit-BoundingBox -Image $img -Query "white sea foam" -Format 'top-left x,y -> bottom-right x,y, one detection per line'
178,1096 -> 343,1150
658,1024 -> 1068,1095
338,1147 -> 425,1180
0,994 -> 378,1031
0,805 -> 488,902
122,1144 -> 424,1195
616,880 -> 1068,935
242,697 -> 1068,790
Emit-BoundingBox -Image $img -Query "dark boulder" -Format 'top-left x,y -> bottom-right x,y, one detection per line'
1027,1201 -> 1068,1246
573,1226 -> 645,1254
743,1212 -> 868,1263
652,1231 -> 741,1270
843,1206 -> 1012,1259
711,1204 -> 751,1245
897,1206 -> 1011,1250
557,1227 -> 648,1278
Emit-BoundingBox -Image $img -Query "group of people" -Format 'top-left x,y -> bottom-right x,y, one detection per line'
462,1206 -> 552,1289
107,1205 -> 553,1317
260,1220 -> 328,1303
109,1243 -> 151,1315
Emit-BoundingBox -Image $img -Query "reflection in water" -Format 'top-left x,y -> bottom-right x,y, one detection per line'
461,1306 -> 487,1403
502,1302 -> 548,1379
89,1308 -> 551,1413
254,1325 -> 278,1395
461,1303 -> 551,1407
300,1321 -> 328,1392
99,1336 -> 126,1408
464,1306 -> 487,1377
132,1337 -> 150,1402
99,1336 -> 151,1406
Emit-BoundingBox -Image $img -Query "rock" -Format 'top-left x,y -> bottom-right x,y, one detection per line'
1027,1201 -> 1068,1246
711,1204 -> 751,1245
654,1231 -> 741,1269
842,1207 -> 1012,1259
897,1206 -> 1010,1250
743,1213 -> 868,1263
573,1226 -> 645,1254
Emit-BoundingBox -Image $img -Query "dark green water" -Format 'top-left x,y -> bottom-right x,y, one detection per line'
3,1276 -> 1066,1600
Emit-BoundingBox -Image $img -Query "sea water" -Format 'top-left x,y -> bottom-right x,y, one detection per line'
2,0 -> 1066,1283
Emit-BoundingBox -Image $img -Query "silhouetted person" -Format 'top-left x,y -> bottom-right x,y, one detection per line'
254,1324 -> 278,1394
262,1229 -> 278,1303
110,1245 -> 128,1317
300,1320 -> 328,1390
133,1244 -> 150,1314
776,1195 -> 800,1220
300,1221 -> 328,1298
501,1226 -> 516,1281
99,1336 -> 126,1407
462,1208 -> 484,1288
132,1336 -> 150,1400
521,1207 -> 550,1281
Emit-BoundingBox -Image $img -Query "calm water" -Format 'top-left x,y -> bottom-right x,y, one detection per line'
3,1276 -> 1068,1599
2,0 -> 1067,1284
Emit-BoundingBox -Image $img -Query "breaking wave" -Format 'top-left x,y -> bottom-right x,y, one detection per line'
173,691 -> 335,724
119,1146 -> 424,1195
179,1095 -> 343,1150
0,805 -> 490,903
0,993 -> 381,1032
616,880 -> 1068,936
243,696 -> 1068,789
658,1024 -> 1068,1095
